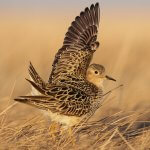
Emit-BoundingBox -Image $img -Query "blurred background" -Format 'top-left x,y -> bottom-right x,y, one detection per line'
0,0 -> 150,118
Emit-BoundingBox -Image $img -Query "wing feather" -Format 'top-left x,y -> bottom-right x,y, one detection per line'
15,85 -> 92,117
49,3 -> 100,83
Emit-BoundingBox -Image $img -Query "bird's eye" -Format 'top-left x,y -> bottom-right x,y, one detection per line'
95,71 -> 98,74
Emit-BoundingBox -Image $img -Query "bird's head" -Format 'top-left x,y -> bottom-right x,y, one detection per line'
86,64 -> 116,88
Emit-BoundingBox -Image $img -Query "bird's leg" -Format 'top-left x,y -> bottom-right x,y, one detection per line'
49,121 -> 61,141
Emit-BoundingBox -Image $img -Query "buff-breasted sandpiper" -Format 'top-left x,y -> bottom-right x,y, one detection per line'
15,3 -> 116,127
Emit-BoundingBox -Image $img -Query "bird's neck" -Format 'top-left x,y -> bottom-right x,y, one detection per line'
94,79 -> 104,89
86,76 -> 104,89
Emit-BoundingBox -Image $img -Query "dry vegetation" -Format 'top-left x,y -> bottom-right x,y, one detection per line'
0,11 -> 150,149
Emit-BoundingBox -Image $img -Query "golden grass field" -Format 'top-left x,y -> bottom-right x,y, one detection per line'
0,10 -> 150,149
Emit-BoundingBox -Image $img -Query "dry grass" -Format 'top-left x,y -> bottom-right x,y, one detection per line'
0,11 -> 150,149
0,104 -> 150,149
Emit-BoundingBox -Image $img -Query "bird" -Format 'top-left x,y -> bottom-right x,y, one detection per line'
14,3 -> 116,127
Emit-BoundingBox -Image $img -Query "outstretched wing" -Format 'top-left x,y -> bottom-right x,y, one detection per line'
49,3 -> 100,83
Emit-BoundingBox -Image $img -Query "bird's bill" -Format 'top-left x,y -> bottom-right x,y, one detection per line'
105,75 -> 116,81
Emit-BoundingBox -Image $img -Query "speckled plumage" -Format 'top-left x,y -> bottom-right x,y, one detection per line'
15,3 -> 105,126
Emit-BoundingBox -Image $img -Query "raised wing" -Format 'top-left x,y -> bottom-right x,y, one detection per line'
49,3 -> 100,84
